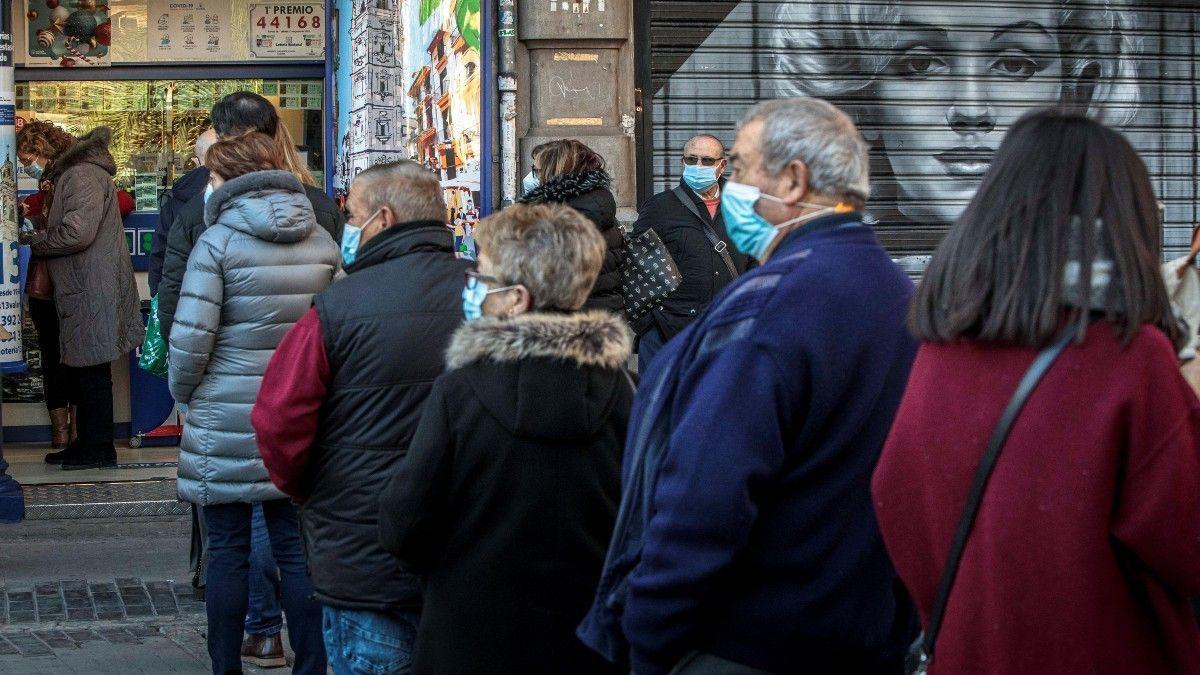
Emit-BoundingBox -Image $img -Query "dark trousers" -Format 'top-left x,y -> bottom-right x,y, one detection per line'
638,326 -> 667,374
64,362 -> 113,448
28,297 -> 71,410
202,499 -> 326,675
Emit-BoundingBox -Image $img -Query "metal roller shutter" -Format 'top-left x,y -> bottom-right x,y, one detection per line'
644,1 -> 1200,263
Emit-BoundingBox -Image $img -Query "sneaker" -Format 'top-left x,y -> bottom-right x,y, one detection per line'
60,445 -> 118,471
240,633 -> 287,669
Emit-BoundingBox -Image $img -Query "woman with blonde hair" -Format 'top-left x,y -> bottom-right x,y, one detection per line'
518,139 -> 625,313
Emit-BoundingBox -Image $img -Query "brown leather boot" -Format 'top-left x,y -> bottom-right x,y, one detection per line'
240,633 -> 287,668
49,408 -> 70,449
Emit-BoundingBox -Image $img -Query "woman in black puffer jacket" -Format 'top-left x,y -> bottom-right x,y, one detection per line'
517,139 -> 625,314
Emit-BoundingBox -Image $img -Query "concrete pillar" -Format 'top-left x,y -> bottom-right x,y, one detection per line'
515,0 -> 636,215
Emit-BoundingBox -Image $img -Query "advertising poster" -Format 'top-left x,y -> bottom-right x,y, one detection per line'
250,2 -> 325,59
147,0 -> 233,61
24,0 -> 111,67
405,0 -> 481,258
0,4 -> 23,377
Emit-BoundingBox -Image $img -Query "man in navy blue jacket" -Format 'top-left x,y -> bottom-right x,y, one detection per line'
147,128 -> 215,294
597,98 -> 918,674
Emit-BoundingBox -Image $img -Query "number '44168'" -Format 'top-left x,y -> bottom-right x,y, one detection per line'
256,15 -> 320,29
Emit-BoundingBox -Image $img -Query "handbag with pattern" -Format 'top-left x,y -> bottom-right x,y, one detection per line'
620,228 -> 682,322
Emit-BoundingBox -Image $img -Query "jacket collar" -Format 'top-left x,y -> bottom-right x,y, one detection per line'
347,220 -> 453,273
445,310 -> 633,371
204,170 -> 304,225
518,169 -> 611,205
45,127 -> 117,182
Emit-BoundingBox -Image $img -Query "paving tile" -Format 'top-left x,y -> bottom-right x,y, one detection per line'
32,630 -> 74,649
66,608 -> 96,621
7,612 -> 36,625
0,636 -> 18,656
96,628 -> 142,645
125,604 -> 154,618
62,628 -> 103,644
33,583 -> 60,596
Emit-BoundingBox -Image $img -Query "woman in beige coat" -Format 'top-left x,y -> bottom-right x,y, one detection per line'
19,125 -> 143,470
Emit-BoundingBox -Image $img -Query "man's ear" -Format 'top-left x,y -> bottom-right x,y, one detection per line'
778,159 -> 810,205
380,206 -> 398,229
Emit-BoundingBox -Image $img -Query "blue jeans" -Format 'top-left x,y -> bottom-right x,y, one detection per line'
245,504 -> 282,637
638,326 -> 667,374
203,500 -> 326,675
322,607 -> 419,675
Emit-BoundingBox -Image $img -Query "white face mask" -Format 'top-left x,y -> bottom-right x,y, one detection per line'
203,184 -> 215,203
522,171 -> 540,194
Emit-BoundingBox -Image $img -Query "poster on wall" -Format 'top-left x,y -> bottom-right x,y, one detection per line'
335,0 -> 485,258
648,1 -> 1200,266
24,0 -> 111,68
249,2 -> 325,59
405,0 -> 482,258
146,0 -> 233,61
0,7 -> 22,373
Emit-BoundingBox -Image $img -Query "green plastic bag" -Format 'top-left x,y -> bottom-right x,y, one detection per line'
139,295 -> 169,378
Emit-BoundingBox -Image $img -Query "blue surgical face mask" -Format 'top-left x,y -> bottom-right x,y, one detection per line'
522,171 -> 540,194
462,276 -> 518,322
24,162 -> 43,180
340,208 -> 382,267
682,164 -> 718,192
203,183 -> 214,203
721,181 -> 837,261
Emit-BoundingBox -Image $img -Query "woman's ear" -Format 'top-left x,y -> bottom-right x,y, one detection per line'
508,285 -> 532,317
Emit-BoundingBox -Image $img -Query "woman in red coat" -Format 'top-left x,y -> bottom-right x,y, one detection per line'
873,109 -> 1200,674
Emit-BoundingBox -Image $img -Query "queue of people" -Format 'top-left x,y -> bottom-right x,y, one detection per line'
18,86 -> 1200,674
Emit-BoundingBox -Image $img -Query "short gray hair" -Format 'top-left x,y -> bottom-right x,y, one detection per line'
354,160 -> 447,222
477,203 -> 604,312
740,98 -> 870,204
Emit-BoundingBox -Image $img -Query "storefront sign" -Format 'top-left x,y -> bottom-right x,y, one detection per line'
249,3 -> 325,60
24,0 -> 110,68
147,0 -> 233,62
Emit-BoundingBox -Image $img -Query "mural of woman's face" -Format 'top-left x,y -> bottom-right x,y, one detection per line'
873,3 -> 1063,225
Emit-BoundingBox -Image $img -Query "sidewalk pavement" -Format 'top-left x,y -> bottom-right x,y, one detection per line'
0,579 -> 294,674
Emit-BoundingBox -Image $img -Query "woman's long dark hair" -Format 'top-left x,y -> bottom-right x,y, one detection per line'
910,108 -> 1185,351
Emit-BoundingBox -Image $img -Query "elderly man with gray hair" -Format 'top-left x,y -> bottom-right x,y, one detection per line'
252,160 -> 471,673
579,98 -> 919,674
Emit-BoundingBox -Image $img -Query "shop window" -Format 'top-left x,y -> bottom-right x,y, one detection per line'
16,78 -> 325,212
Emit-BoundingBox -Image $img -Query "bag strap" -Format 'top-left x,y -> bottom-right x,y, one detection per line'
919,322 -> 1081,664
672,186 -> 739,279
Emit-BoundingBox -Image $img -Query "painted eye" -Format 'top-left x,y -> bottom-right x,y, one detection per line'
899,52 -> 947,78
992,56 -> 1041,78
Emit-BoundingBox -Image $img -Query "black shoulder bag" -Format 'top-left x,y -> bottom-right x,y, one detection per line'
907,322 -> 1080,675
671,186 -> 739,278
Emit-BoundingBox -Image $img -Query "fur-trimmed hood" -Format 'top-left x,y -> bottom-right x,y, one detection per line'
518,169 -> 611,205
45,127 -> 116,183
446,309 -> 632,371
445,310 -> 633,441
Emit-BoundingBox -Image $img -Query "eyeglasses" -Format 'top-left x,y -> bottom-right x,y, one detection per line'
465,270 -> 517,293
683,155 -> 724,167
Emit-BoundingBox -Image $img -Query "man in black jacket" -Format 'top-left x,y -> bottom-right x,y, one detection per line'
253,160 -> 471,674
157,92 -> 344,343
148,128 -> 215,295
631,134 -> 752,370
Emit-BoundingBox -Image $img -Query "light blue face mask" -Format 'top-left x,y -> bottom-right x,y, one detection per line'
340,208 -> 382,267
24,162 -> 43,181
462,275 -> 518,321
720,181 -> 837,261
682,164 -> 718,192
522,171 -> 540,195
203,183 -> 214,203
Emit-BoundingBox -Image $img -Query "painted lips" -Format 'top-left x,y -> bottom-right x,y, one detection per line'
934,148 -> 996,177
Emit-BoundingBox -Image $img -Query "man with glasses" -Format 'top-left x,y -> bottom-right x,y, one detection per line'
630,134 -> 752,371
252,160 -> 470,673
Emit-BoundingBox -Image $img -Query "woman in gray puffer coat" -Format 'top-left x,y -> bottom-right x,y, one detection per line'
167,132 -> 338,675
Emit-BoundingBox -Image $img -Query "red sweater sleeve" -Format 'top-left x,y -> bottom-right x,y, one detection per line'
253,307 -> 330,502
